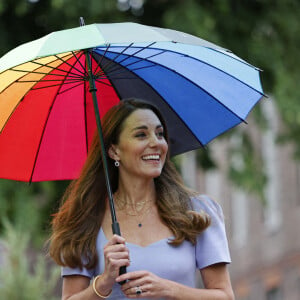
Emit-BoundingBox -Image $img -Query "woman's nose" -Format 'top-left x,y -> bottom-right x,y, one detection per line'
149,134 -> 160,146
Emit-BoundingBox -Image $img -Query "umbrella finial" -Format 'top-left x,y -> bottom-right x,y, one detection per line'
79,17 -> 85,26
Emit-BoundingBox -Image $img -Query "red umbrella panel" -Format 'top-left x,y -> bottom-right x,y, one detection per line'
0,52 -> 120,182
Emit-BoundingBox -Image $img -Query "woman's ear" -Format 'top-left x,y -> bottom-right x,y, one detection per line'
108,145 -> 119,161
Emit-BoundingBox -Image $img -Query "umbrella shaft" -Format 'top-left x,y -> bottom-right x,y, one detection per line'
83,47 -> 127,283
84,49 -> 118,224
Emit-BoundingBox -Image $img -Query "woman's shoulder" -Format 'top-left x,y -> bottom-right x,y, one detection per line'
190,194 -> 224,222
192,195 -> 231,269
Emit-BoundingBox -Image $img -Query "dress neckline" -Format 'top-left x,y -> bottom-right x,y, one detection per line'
100,228 -> 174,248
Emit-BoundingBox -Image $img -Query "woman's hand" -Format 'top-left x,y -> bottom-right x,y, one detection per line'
102,234 -> 130,287
116,270 -> 173,299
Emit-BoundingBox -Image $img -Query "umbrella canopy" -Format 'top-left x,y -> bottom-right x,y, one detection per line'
0,22 -> 264,182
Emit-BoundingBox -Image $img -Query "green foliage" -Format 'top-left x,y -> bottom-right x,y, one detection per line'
163,0 -> 221,43
196,148 -> 216,171
229,132 -> 267,204
0,221 -> 60,300
0,180 -> 68,246
0,180 -> 41,244
171,155 -> 182,173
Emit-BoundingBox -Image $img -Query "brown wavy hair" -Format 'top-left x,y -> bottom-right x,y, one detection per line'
49,98 -> 211,269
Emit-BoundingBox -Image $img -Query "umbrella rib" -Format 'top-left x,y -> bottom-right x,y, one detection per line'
58,81 -> 84,95
106,50 -> 250,123
97,64 -> 157,81
96,49 -> 165,78
103,62 -> 206,150
17,77 -> 84,84
116,42 -> 157,64
6,52 -> 87,94
0,69 -> 83,96
0,95 -> 27,134
93,43 -> 111,75
93,46 -> 168,80
95,60 -> 124,104
186,52 -> 266,96
0,80 -> 84,138
127,43 -> 262,72
206,46 -> 262,71
100,42 -> 156,74
54,52 -> 86,77
28,62 -> 77,182
105,46 -> 265,97
10,55 -> 86,82
70,51 -> 88,77
25,57 -> 71,72
94,78 -> 114,87
160,66 -> 251,123
12,69 -> 83,80
95,42 -> 157,77
17,55 -> 82,77
161,47 -> 266,96
94,43 -> 134,77
120,49 -> 165,69
19,79 -> 84,91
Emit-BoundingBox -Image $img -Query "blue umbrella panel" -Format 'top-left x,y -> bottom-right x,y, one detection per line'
91,42 -> 264,156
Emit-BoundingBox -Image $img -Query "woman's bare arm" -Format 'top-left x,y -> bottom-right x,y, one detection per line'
61,235 -> 129,300
117,263 -> 234,299
62,275 -> 113,300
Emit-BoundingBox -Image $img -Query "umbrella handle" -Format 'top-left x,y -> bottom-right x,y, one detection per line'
112,221 -> 127,285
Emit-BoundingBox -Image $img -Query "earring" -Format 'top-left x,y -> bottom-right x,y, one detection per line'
114,160 -> 120,167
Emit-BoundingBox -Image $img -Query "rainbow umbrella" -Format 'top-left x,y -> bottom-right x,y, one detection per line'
0,19 -> 264,239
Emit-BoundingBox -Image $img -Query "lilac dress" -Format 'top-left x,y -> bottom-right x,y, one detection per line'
62,195 -> 231,299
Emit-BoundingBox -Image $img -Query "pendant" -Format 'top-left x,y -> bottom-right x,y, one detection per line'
138,223 -> 142,227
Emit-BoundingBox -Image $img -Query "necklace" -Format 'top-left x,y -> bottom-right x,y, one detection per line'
114,194 -> 154,228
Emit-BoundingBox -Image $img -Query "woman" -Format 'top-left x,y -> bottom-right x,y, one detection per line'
49,98 -> 234,300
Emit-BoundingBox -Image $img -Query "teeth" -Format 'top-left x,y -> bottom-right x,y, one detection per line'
142,154 -> 160,160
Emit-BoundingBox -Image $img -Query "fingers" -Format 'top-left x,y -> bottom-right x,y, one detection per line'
104,236 -> 130,262
105,234 -> 126,246
104,243 -> 129,258
116,270 -> 148,284
121,280 -> 153,298
117,271 -> 150,295
123,285 -> 152,298
116,271 -> 166,298
103,235 -> 130,278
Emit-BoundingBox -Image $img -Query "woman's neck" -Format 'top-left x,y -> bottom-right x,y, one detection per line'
115,178 -> 156,207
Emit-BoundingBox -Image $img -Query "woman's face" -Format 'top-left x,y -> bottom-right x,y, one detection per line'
110,109 -> 168,181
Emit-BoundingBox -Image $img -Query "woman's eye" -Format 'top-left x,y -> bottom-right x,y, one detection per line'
157,131 -> 164,138
135,132 -> 146,138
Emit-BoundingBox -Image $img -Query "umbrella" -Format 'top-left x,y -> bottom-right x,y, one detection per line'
0,19 -> 264,236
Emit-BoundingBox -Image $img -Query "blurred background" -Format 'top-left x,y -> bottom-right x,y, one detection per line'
0,0 -> 299,299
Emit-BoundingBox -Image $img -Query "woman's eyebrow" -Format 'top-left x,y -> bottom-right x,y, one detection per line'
131,124 -> 163,131
132,125 -> 148,131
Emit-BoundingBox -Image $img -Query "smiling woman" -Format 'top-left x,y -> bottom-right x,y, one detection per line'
108,108 -> 168,180
49,98 -> 234,300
